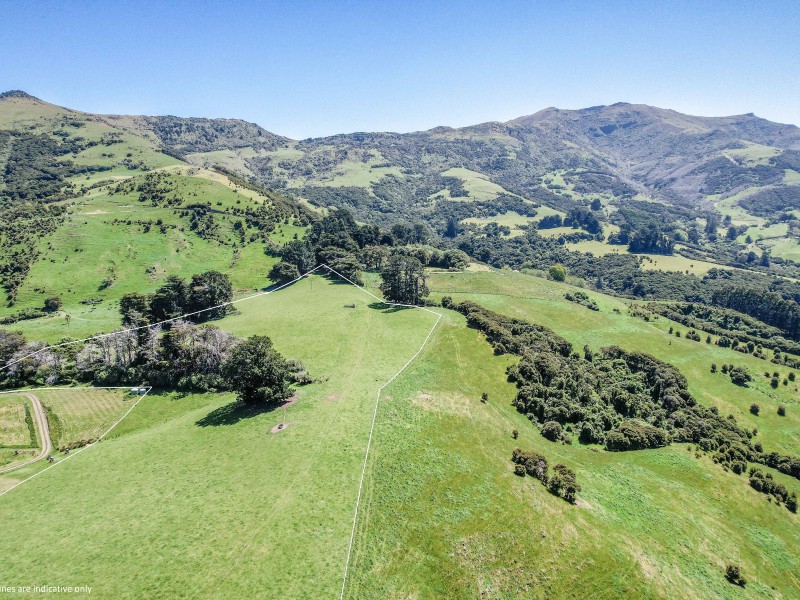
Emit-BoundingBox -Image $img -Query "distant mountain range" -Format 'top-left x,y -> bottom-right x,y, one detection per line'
3,90 -> 800,224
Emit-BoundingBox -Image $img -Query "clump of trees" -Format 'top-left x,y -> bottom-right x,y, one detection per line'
749,468 -> 797,512
564,291 -> 599,311
120,270 -> 233,327
1,319 -> 310,402
268,208 -> 468,289
441,298 -> 800,501
512,448 -> 581,503
380,255 -> 429,305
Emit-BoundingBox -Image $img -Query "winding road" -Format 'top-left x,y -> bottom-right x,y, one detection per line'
0,393 -> 52,475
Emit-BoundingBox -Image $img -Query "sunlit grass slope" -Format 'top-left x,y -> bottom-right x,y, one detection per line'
0,276 -> 436,598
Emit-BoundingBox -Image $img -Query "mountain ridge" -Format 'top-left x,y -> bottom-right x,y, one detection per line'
3,90 -> 800,221
4,89 -> 798,141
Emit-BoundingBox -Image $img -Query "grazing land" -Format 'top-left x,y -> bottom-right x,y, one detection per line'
0,277 -> 437,598
0,393 -> 34,447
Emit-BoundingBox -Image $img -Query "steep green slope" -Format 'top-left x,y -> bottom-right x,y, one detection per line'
345,270 -> 799,598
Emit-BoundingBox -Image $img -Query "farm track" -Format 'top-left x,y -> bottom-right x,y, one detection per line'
0,394 -> 51,474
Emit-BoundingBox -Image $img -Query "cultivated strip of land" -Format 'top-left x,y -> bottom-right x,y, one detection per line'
0,393 -> 50,474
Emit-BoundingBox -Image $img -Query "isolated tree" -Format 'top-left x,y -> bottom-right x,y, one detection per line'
188,270 -> 233,320
379,255 -> 429,305
222,335 -> 292,406
725,563 -> 746,587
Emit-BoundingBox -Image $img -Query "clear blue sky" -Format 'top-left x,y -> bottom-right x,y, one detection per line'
1,0 -> 798,138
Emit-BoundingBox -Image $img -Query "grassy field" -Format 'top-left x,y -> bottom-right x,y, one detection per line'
0,394 -> 34,448
435,167 -> 521,201
421,270 -> 800,455
344,269 -> 800,598
0,276 -> 438,598
1,270 -> 798,598
36,388 -> 132,449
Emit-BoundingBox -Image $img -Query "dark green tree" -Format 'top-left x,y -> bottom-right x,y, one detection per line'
188,271 -> 232,321
43,296 -> 62,312
269,260 -> 301,283
149,276 -> 189,322
379,255 -> 429,305
222,336 -> 292,406
279,239 -> 316,273
319,246 -> 363,285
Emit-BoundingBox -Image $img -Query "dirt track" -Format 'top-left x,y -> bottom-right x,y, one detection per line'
0,393 -> 52,474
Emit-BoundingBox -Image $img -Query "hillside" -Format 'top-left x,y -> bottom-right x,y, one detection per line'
1,273 -> 797,598
179,101 -> 800,220
1,92 -> 800,598
0,92 -> 312,328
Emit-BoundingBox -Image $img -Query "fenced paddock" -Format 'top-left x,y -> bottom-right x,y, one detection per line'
35,388 -> 130,449
0,394 -> 34,448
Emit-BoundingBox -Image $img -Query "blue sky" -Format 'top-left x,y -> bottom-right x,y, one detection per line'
1,0 -> 798,138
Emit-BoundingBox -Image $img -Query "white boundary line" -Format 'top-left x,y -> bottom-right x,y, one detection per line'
323,266 -> 442,600
0,386 -> 153,499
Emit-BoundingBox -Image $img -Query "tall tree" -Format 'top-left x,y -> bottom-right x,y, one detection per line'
188,270 -> 233,321
149,276 -> 189,322
380,255 -> 429,305
222,336 -> 292,406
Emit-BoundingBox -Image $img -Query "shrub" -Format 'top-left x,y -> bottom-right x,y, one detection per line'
548,264 -> 567,282
541,421 -> 563,442
43,296 -> 62,312
778,405 -> 786,416
548,464 -> 581,503
725,564 -> 746,587
729,366 -> 751,386
750,403 -> 760,416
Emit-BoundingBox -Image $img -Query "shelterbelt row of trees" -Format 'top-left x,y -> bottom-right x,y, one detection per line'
441,297 -> 799,512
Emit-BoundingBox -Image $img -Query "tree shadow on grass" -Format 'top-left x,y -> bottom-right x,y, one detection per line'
196,400 -> 285,427
367,301 -> 414,313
